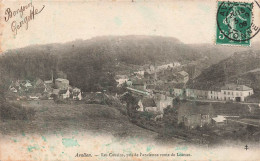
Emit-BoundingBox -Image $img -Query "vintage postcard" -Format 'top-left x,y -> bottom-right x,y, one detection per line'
0,0 -> 260,160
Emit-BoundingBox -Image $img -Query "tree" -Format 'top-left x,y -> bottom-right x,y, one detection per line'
0,67 -> 9,103
120,92 -> 139,117
172,97 -> 181,106
163,106 -> 178,126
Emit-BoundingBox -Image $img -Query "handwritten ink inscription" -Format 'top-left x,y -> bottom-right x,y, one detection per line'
4,2 -> 45,35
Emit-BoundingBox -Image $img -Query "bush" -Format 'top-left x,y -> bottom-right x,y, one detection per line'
139,111 -> 155,120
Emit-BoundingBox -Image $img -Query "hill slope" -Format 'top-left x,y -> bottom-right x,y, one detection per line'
188,50 -> 260,91
0,100 -> 158,139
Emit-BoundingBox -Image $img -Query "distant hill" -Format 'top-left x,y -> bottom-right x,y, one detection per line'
3,36 -> 201,64
189,43 -> 250,63
188,50 -> 260,91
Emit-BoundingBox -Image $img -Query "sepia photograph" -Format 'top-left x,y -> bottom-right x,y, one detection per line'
0,0 -> 260,160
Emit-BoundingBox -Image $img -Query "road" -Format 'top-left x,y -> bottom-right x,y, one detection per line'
186,98 -> 260,105
228,119 -> 260,127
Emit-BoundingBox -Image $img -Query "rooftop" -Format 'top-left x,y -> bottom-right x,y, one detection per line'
56,78 -> 69,82
212,115 -> 226,123
221,83 -> 252,91
44,80 -> 53,84
178,71 -> 189,77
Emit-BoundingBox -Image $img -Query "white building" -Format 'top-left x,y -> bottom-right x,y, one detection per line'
173,88 -> 185,97
219,84 -> 253,102
174,84 -> 253,102
157,63 -> 174,71
173,62 -> 181,67
115,75 -> 128,87
205,84 -> 253,102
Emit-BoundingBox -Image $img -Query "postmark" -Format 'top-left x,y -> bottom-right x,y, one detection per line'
216,1 -> 260,46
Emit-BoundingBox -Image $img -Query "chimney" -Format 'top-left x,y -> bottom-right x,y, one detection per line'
51,70 -> 54,82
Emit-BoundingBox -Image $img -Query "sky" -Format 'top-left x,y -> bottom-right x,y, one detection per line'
1,0 -> 260,52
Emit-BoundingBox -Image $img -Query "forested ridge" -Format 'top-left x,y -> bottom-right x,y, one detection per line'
0,35 -> 253,92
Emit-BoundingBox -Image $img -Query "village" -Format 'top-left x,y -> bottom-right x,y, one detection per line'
114,62 -> 260,144
6,61 -> 260,143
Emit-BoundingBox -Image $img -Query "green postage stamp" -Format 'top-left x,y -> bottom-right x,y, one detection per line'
216,1 -> 260,46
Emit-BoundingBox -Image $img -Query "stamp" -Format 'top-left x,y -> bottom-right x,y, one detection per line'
216,1 -> 260,46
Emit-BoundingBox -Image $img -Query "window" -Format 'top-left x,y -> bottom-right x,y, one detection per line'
228,92 -> 230,95
224,91 -> 226,94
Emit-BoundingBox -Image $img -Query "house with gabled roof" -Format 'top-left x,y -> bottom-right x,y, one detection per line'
137,98 -> 158,112
212,115 -> 227,126
177,71 -> 189,84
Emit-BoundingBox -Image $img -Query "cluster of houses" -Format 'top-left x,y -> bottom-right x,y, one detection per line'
115,63 -> 254,119
115,62 -> 188,87
8,77 -> 82,101
114,63 -> 190,124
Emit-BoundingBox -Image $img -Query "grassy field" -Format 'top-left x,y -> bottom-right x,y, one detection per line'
0,100 -> 158,140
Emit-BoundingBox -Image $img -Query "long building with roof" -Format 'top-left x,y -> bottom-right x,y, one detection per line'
174,83 -> 254,102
